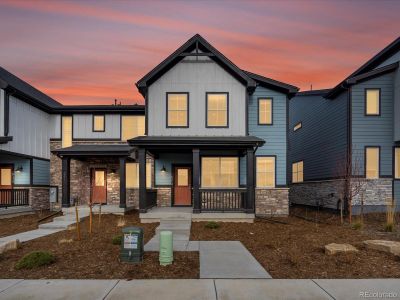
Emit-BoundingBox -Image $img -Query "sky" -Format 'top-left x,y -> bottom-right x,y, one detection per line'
0,0 -> 399,105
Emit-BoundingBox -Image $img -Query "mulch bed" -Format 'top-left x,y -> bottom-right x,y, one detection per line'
191,207 -> 400,279
0,211 -> 199,279
0,210 -> 61,238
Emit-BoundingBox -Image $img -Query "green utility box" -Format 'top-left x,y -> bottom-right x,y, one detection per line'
120,227 -> 144,263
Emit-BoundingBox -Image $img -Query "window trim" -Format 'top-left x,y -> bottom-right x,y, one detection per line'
205,92 -> 229,128
256,155 -> 276,188
291,160 -> 304,184
257,98 -> 273,125
200,156 -> 239,188
293,122 -> 302,132
364,146 -> 380,179
92,114 -> 105,132
166,92 -> 189,128
364,88 -> 381,116
61,115 -> 73,148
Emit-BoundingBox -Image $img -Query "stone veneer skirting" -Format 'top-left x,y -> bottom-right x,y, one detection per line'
289,178 -> 393,213
156,187 -> 172,207
255,188 -> 289,216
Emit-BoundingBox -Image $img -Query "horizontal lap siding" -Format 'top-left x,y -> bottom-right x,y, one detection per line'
32,159 -> 50,185
249,87 -> 287,186
0,154 -> 30,185
351,73 -> 394,176
154,153 -> 192,186
288,92 -> 348,181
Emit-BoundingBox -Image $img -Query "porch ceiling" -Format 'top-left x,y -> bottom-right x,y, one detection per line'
52,144 -> 132,158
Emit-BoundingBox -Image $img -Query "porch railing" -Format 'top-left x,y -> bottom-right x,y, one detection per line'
0,189 -> 30,208
200,189 -> 246,212
146,189 -> 157,209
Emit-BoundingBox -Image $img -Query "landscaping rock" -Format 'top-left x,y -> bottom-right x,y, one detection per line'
0,239 -> 20,254
364,240 -> 400,256
325,243 -> 358,255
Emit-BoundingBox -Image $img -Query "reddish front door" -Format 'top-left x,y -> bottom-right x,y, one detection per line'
91,169 -> 107,204
0,166 -> 13,204
173,167 -> 192,206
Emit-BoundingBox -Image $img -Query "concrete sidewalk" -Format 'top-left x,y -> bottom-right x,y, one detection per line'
0,279 -> 399,300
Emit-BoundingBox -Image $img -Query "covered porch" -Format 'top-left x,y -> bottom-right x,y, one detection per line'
129,136 -> 265,214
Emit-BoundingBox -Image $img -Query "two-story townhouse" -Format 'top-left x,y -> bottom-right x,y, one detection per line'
289,36 -> 400,214
0,67 -> 146,213
129,34 -> 298,219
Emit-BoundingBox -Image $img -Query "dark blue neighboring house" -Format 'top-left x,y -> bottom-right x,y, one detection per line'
289,36 -> 400,213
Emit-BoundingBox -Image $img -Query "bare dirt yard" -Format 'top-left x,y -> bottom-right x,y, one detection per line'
0,210 -> 61,238
0,211 -> 199,279
192,206 -> 400,279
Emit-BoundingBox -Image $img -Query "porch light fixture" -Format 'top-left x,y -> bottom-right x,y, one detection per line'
15,166 -> 23,173
161,165 -> 166,173
110,168 -> 116,174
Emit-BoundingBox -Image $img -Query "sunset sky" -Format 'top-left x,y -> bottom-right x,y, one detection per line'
0,0 -> 399,105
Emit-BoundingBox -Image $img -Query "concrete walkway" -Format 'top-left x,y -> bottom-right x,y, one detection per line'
0,279 -> 399,300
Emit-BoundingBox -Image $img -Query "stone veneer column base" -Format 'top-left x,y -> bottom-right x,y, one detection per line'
255,188 -> 289,216
156,187 -> 172,207
28,187 -> 50,210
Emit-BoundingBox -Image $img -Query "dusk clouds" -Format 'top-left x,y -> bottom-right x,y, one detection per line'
0,0 -> 399,105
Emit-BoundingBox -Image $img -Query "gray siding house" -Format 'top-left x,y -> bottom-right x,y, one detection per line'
289,36 -> 400,213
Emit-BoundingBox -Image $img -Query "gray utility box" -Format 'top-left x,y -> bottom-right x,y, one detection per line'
120,227 -> 144,263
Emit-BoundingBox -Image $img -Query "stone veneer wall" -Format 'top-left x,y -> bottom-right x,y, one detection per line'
14,187 -> 50,211
127,189 -> 139,209
255,188 -> 289,216
156,187 -> 172,207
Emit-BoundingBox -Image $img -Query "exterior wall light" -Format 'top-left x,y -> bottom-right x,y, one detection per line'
161,165 -> 166,172
15,166 -> 23,173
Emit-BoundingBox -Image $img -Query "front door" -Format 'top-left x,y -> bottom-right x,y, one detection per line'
0,166 -> 12,204
173,166 -> 192,206
91,169 -> 107,204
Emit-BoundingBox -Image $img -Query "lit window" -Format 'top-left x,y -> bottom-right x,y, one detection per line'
395,148 -> 400,179
62,116 -> 72,148
177,169 -> 189,186
201,157 -> 238,188
167,93 -> 188,127
256,157 -> 275,187
126,162 -> 151,188
121,116 -> 145,141
365,147 -> 379,179
292,161 -> 304,183
207,93 -> 228,127
0,167 -> 12,186
365,89 -> 380,115
93,115 -> 105,132
258,98 -> 272,125
294,122 -> 302,131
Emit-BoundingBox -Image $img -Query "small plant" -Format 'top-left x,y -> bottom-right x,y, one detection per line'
205,221 -> 220,229
352,221 -> 363,230
112,235 -> 123,245
15,251 -> 55,270
58,238 -> 73,245
384,200 -> 396,232
117,216 -> 126,227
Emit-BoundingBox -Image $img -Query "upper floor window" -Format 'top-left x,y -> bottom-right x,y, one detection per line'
167,93 -> 189,127
256,156 -> 275,187
258,98 -> 272,125
206,93 -> 228,127
62,116 -> 72,148
201,157 -> 238,188
93,115 -> 105,132
293,122 -> 302,131
395,148 -> 400,179
292,161 -> 303,183
126,162 -> 152,188
365,89 -> 380,116
121,116 -> 145,141
365,147 -> 379,179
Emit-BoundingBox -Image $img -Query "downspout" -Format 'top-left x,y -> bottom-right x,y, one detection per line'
345,84 -> 352,216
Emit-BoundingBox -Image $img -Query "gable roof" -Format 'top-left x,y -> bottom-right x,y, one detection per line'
0,66 -> 63,111
136,34 -> 257,96
294,89 -> 331,97
326,36 -> 400,99
243,70 -> 299,95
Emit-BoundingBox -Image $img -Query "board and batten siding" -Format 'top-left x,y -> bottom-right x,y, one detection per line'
0,89 -> 4,136
32,159 -> 50,185
147,59 -> 247,136
73,114 -> 121,139
0,95 -> 51,159
351,72 -> 394,176
247,86 -> 287,186
288,91 -> 348,181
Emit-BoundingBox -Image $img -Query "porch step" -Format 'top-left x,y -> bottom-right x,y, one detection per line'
155,220 -> 191,235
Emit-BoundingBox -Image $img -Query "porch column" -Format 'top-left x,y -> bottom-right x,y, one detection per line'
61,157 -> 70,208
246,147 -> 255,213
192,148 -> 201,213
119,157 -> 126,208
138,148 -> 147,213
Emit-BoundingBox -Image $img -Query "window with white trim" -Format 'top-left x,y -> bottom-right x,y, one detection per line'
256,156 -> 275,187
292,161 -> 303,183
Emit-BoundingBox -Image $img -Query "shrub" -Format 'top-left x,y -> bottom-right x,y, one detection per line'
112,235 -> 123,245
352,221 -> 363,230
117,217 -> 126,227
15,251 -> 55,270
205,221 -> 220,229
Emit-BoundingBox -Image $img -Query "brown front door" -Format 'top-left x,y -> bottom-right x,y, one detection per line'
91,169 -> 107,204
0,166 -> 13,204
173,166 -> 192,206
